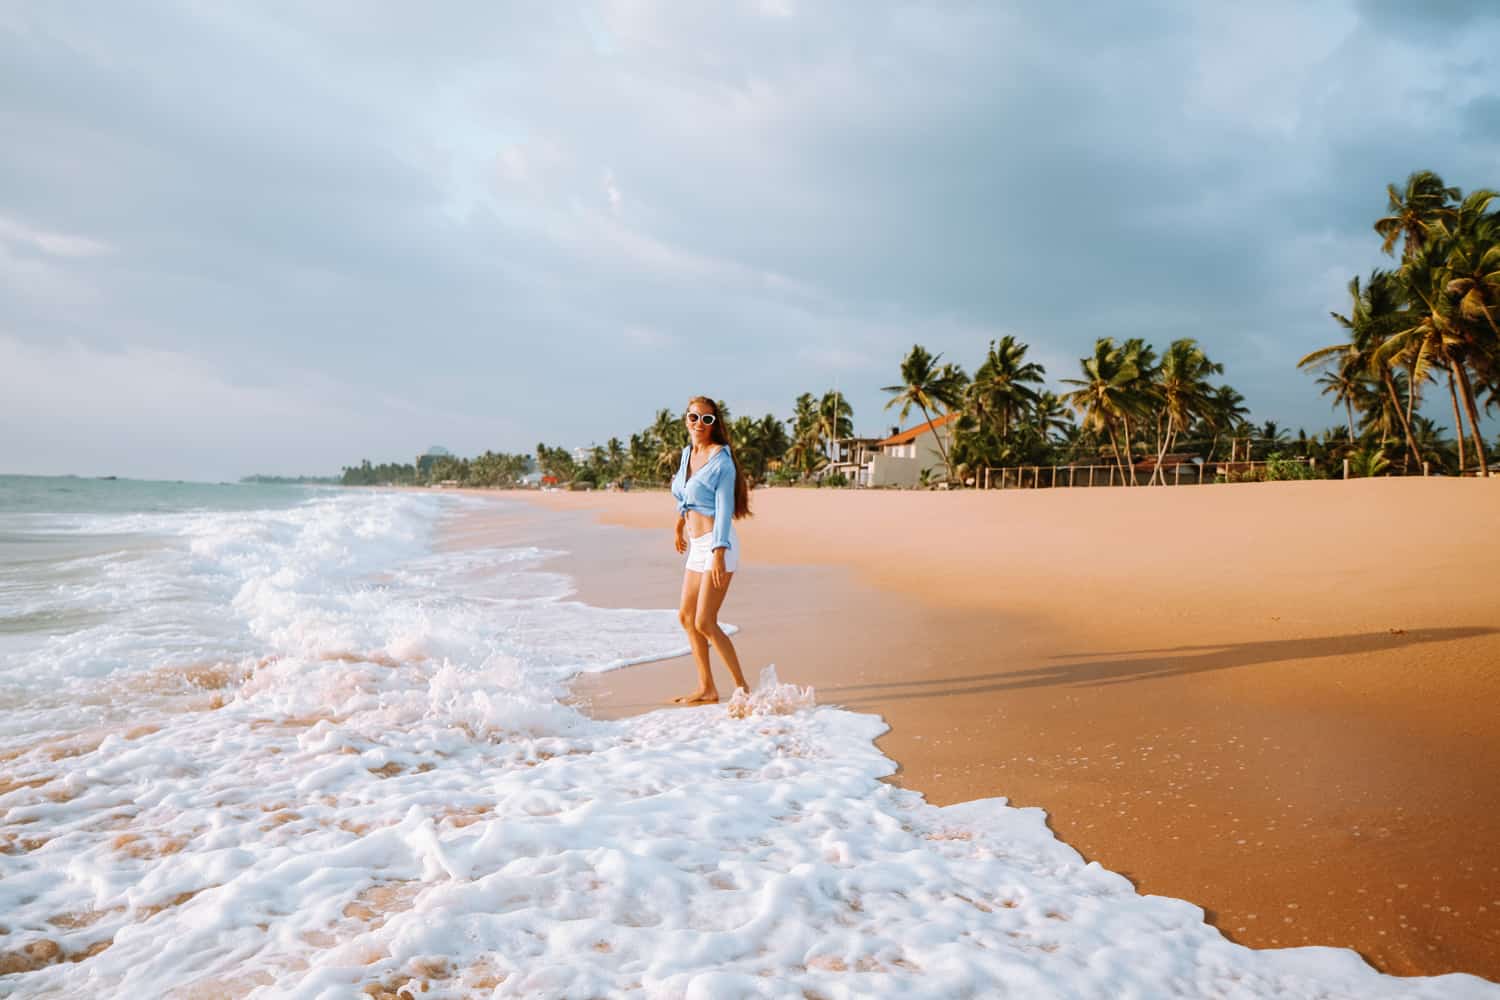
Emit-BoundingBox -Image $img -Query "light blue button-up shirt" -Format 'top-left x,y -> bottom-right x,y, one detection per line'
671,444 -> 737,551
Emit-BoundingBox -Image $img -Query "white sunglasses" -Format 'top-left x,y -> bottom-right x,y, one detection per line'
685,412 -> 717,426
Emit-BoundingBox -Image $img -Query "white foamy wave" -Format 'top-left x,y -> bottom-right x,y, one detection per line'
727,663 -> 816,718
0,490 -> 457,742
3,692 -> 1488,998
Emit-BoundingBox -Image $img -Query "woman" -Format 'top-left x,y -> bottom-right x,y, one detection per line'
668,396 -> 752,705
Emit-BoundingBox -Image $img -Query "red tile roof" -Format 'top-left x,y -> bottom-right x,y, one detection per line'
876,411 -> 960,447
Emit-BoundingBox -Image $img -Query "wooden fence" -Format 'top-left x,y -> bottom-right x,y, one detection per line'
980,458 -> 1319,489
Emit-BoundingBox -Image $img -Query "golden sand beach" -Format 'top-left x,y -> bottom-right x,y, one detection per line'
466,478 -> 1500,980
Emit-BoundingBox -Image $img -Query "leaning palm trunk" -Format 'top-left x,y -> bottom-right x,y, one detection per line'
1404,368 -> 1417,445
916,402 -> 953,484
1453,363 -> 1490,477
1149,414 -> 1166,486
1103,426 -> 1126,485
1448,372 -> 1467,473
1119,413 -> 1135,486
1382,373 -> 1422,471
1152,414 -> 1177,486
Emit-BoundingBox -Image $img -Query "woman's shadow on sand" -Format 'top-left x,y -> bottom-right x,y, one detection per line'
826,626 -> 1498,704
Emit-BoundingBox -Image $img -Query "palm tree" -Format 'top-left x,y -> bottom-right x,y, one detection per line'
882,344 -> 968,483
967,336 -> 1045,441
729,416 -> 761,484
1116,339 -> 1158,484
1256,420 -> 1291,460
1061,338 -> 1138,482
754,413 -> 790,481
1390,199 -> 1499,479
1374,170 -> 1459,260
1032,391 -> 1074,445
606,437 -> 625,478
788,393 -> 818,444
1302,272 -> 1422,469
1348,446 -> 1392,478
1306,348 -> 1365,444
1201,385 -> 1250,462
1409,415 -> 1458,473
784,433 -> 825,481
627,432 -> 655,482
1149,339 -> 1222,484
1435,188 -> 1500,474
1379,243 -> 1469,472
650,408 -> 688,479
815,390 -> 854,451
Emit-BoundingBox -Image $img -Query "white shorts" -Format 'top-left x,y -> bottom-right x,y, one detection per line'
685,529 -> 739,574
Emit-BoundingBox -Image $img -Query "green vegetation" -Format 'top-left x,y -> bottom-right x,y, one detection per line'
1263,453 -> 1325,482
239,474 -> 340,485
339,452 -> 532,488
340,461 -> 419,486
882,345 -> 967,481
1299,170 -> 1500,477
338,169 -> 1496,491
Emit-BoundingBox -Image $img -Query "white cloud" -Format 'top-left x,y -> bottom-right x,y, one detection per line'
0,215 -> 114,258
604,168 -> 622,211
0,214 -> 114,309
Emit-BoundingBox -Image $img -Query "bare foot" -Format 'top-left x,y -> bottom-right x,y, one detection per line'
668,690 -> 719,705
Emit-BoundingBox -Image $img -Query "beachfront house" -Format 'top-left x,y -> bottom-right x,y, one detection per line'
1135,453 -> 1205,485
820,436 -> 882,485
865,413 -> 958,487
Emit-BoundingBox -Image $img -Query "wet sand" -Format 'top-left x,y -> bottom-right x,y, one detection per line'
455,478 -> 1500,980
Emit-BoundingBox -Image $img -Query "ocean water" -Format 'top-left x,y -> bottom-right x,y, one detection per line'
0,475 -> 1493,998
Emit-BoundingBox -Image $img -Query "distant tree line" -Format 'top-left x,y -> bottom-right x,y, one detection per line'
534,406 -> 798,490
339,451 -> 534,488
240,474 -> 340,485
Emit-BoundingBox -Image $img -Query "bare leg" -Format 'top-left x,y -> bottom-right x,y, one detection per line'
670,570 -> 716,704
694,570 -> 747,696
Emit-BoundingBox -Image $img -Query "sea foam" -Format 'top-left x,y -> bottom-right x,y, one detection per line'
0,490 -> 1494,998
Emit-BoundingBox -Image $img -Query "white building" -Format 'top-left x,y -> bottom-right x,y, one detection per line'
864,412 -> 958,487
819,436 -> 882,485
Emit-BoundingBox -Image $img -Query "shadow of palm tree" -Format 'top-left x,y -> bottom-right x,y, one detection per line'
826,626 -> 1498,704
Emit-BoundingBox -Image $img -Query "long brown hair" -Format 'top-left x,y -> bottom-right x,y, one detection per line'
688,395 -> 751,520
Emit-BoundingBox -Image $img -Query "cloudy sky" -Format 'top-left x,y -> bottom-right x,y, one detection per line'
3,1 -> 1497,480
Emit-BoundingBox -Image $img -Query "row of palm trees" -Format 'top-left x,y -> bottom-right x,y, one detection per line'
529,333 -> 1252,490
371,336 -> 1255,490
1299,171 -> 1499,477
879,336 -> 1253,486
